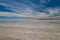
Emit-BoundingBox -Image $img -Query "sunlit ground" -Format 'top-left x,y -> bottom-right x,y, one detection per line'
0,20 -> 60,40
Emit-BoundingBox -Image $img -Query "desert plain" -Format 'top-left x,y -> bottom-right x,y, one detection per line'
0,20 -> 60,40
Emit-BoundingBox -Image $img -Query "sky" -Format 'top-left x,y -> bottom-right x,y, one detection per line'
0,0 -> 60,21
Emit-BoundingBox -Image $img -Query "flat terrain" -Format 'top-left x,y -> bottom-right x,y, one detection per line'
0,20 -> 60,40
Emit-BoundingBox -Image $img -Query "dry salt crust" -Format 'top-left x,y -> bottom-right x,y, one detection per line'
0,20 -> 60,40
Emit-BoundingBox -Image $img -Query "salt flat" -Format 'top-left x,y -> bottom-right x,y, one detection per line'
0,20 -> 60,40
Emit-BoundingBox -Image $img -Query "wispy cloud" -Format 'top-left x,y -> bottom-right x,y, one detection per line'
40,0 -> 50,4
46,8 -> 60,17
0,0 -> 51,13
0,7 -> 60,19
0,12 -> 16,17
0,0 -> 60,20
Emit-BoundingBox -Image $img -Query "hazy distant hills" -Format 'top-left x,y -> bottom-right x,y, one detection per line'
0,16 -> 60,20
37,16 -> 60,20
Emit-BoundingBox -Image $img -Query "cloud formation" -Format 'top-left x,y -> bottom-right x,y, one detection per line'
0,0 -> 60,19
0,0 -> 50,12
0,7 -> 60,19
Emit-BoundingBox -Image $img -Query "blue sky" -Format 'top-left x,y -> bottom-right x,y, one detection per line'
0,0 -> 60,21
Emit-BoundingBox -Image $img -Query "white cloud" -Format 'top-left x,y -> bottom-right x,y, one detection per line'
36,13 -> 49,17
0,0 -> 60,19
47,8 -> 60,16
0,12 -> 16,17
0,12 -> 34,17
0,0 -> 50,18
0,0 -> 39,13
0,11 -> 49,18
32,12 -> 49,19
0,8 -> 60,20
